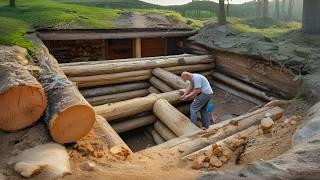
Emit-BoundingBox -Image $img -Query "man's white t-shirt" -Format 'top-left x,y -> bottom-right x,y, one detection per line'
191,73 -> 213,95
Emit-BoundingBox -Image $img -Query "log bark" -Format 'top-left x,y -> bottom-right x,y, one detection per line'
33,40 -> 96,144
164,64 -> 215,75
153,99 -> 200,136
60,54 -> 193,67
148,86 -> 161,94
152,68 -> 188,90
87,89 -> 149,106
62,55 -> 213,76
112,114 -> 157,134
149,76 -> 175,92
154,121 -> 177,141
212,72 -> 275,101
213,80 -> 266,105
213,50 -> 298,98
95,90 -> 183,122
0,47 -> 47,132
145,106 -> 283,157
93,115 -> 132,153
80,82 -> 149,98
151,130 -> 165,145
69,70 -> 151,88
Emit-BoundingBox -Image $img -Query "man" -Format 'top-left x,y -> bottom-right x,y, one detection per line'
180,72 -> 213,129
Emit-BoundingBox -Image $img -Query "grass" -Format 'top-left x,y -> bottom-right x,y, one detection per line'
0,0 -> 121,53
228,17 -> 302,40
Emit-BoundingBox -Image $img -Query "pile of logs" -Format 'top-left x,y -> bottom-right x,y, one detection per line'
59,54 -> 214,106
143,103 -> 284,161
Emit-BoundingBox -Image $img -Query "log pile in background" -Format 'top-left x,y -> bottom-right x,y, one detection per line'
0,46 -> 47,132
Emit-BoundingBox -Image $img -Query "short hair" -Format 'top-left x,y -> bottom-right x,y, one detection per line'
181,71 -> 192,77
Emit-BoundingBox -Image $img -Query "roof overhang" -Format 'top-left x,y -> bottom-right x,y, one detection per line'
37,29 -> 197,40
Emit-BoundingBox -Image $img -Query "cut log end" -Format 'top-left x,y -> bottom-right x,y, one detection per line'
0,85 -> 47,132
50,105 -> 96,144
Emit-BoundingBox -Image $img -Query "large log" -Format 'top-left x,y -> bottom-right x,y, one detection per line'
148,86 -> 161,94
95,90 -> 183,122
87,89 -> 149,106
154,121 -> 177,141
164,64 -> 214,74
149,76 -> 174,92
212,72 -> 275,101
152,68 -> 188,90
93,115 -> 132,153
213,50 -> 298,98
145,106 -> 283,157
60,54 -> 193,67
62,55 -> 213,76
151,130 -> 165,145
213,80 -> 265,105
33,41 -> 96,144
69,70 -> 151,88
0,47 -> 47,132
153,99 -> 200,136
112,114 -> 157,134
111,104 -> 190,134
80,82 -> 149,98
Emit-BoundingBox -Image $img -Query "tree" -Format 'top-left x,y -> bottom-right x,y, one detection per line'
275,0 -> 280,20
9,0 -> 15,7
218,0 -> 226,25
302,0 -> 320,34
262,0 -> 269,17
256,0 -> 263,17
287,0 -> 294,21
281,0 -> 286,20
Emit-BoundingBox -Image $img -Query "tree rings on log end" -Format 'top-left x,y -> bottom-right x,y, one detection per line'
49,105 -> 95,144
0,85 -> 47,132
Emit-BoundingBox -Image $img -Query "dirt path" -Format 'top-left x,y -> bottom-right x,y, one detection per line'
114,12 -> 188,29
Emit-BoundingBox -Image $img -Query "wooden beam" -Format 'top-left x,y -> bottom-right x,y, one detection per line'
134,38 -> 142,58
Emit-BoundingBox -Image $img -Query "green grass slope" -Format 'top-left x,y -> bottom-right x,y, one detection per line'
0,0 -> 121,52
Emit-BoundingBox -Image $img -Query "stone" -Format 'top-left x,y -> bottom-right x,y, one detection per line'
178,146 -> 186,153
294,47 -> 311,58
209,156 -> 223,168
219,156 -> 228,163
202,162 -> 210,168
81,161 -> 96,171
291,120 -> 297,125
261,117 -> 274,130
192,155 -> 206,170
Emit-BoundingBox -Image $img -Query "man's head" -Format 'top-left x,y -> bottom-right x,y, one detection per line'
181,71 -> 193,81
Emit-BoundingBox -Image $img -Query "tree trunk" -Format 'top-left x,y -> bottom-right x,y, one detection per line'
94,115 -> 132,153
153,99 -> 200,136
145,106 -> 283,156
282,0 -> 286,20
69,70 -> 151,88
151,130 -> 165,145
95,90 -> 183,122
0,47 -> 47,132
262,0 -> 269,17
9,0 -> 15,7
152,68 -> 188,90
111,114 -> 157,134
86,89 -> 149,106
62,55 -> 213,76
287,0 -> 294,21
148,86 -> 161,94
80,82 -> 149,98
154,121 -> 177,141
275,0 -> 280,20
164,64 -> 214,75
302,0 -> 320,34
218,0 -> 227,25
257,0 -> 263,17
34,41 -> 96,144
212,72 -> 275,101
149,76 -> 175,93
59,54 -> 193,67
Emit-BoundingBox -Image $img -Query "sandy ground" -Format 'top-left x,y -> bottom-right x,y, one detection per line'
113,12 -> 189,29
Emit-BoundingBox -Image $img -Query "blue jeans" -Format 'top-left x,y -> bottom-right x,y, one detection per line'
190,93 -> 213,129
